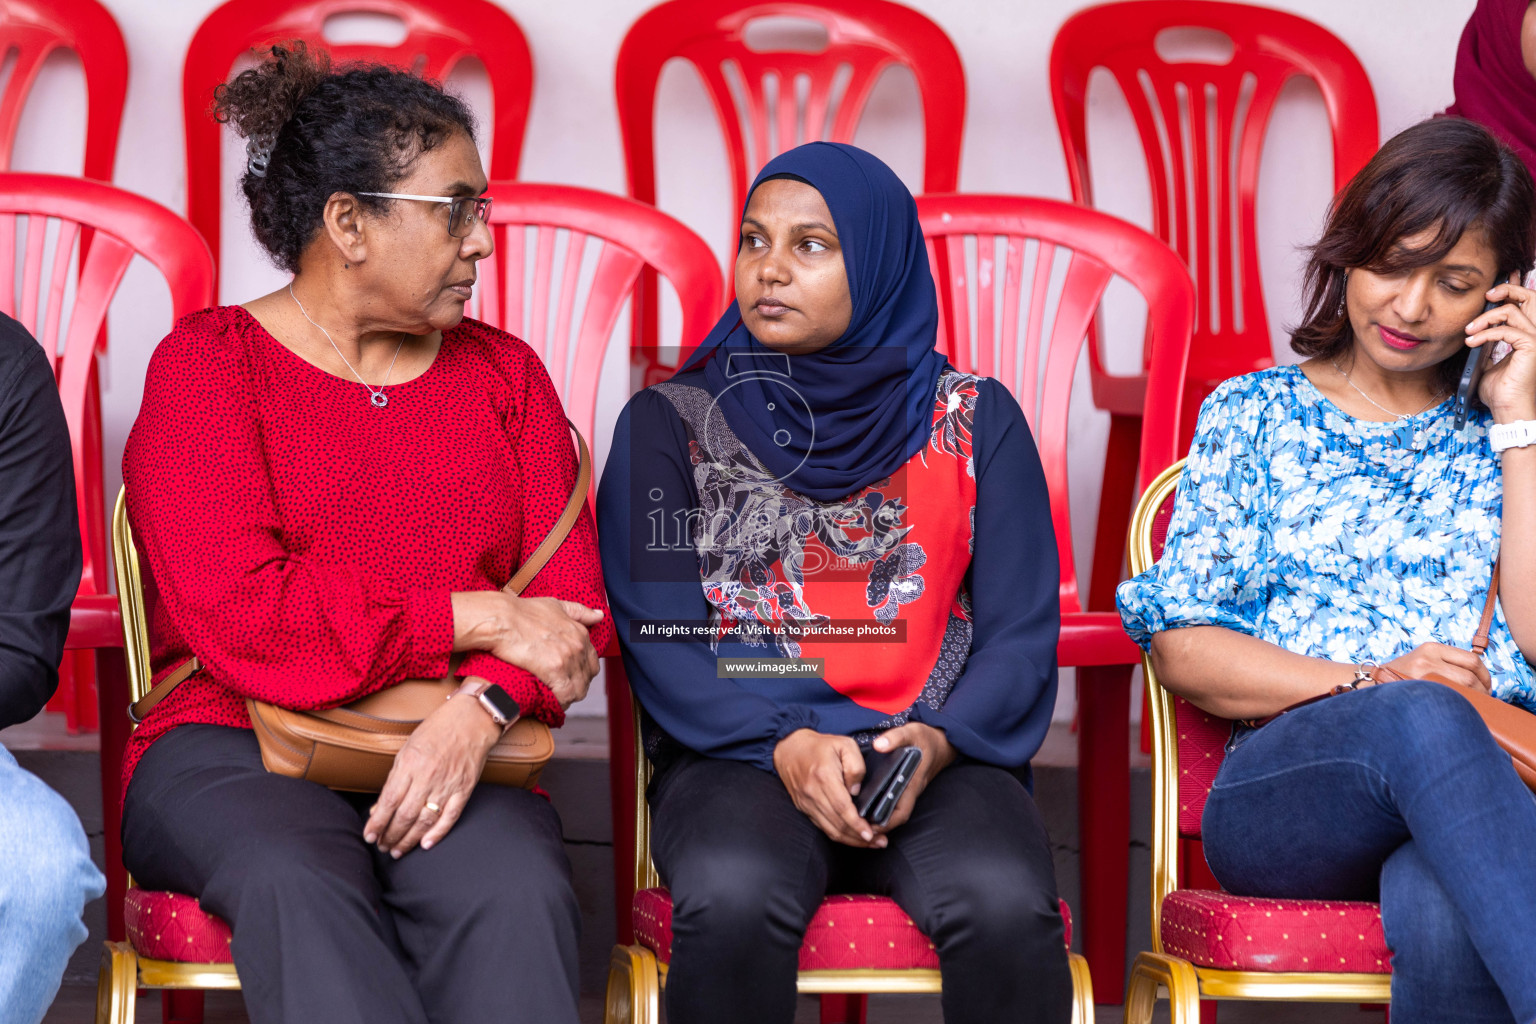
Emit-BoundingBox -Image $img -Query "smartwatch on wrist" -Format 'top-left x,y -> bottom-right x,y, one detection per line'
450,679 -> 521,733
1490,420 -> 1536,453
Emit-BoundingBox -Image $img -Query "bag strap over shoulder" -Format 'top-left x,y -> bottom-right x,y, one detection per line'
505,420 -> 591,596
129,420 -> 593,724
1473,558 -> 1501,656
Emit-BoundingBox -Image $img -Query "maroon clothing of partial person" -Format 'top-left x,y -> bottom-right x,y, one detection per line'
1445,0 -> 1536,181
120,306 -> 612,799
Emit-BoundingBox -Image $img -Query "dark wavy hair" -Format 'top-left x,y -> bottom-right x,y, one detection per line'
211,43 -> 477,273
1290,117 -> 1536,388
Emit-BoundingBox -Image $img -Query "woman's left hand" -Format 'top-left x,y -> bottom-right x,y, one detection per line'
1472,277 -> 1536,422
363,688 -> 501,858
869,722 -> 957,834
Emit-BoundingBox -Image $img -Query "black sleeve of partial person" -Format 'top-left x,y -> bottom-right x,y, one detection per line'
0,317 -> 81,729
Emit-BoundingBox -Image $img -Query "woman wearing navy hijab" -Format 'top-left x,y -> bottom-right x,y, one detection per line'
598,143 -> 1071,1023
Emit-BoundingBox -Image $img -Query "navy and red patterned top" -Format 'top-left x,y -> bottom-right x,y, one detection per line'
120,307 -> 612,797
597,367 -> 1059,773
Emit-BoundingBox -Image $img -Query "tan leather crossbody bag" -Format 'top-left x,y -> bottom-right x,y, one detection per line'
1254,559 -> 1536,791
130,423 -> 591,793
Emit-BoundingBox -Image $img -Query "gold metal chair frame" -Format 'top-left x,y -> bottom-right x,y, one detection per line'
97,488 -> 241,1024
1123,460 -> 1391,1023
602,697 -> 1095,1023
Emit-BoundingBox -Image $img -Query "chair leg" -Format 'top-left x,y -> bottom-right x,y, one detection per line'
1077,663 -> 1133,1003
95,941 -> 137,1024
819,994 -> 867,1023
605,945 -> 660,1024
1125,951 -> 1201,1024
161,990 -> 204,1023
1087,413 -> 1142,614
1068,952 -> 1095,1024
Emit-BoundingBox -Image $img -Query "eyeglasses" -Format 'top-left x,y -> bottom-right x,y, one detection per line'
355,192 -> 493,238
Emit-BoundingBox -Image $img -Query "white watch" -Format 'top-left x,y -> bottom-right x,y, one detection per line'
1490,420 -> 1536,453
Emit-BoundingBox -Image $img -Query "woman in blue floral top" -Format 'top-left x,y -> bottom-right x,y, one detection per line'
1120,118 -> 1536,1023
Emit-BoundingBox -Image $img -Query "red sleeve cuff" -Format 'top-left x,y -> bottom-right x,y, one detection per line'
455,652 -> 565,727
403,588 -> 454,679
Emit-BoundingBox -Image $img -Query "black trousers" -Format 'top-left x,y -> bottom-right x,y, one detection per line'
649,752 -> 1073,1024
122,724 -> 580,1024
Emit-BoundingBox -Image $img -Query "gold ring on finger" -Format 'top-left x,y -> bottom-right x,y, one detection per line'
425,801 -> 441,815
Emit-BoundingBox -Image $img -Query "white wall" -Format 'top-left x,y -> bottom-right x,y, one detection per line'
18,0 -> 1476,716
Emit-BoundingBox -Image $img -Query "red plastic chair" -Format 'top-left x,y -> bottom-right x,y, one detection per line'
1049,1 -> 1379,652
0,0 -> 129,730
615,0 -> 965,387
0,174 -> 213,1022
916,193 -> 1195,1004
472,182 -> 725,451
470,182 -> 726,976
1123,461 -> 1391,1023
0,0 -> 126,181
183,0 -> 533,291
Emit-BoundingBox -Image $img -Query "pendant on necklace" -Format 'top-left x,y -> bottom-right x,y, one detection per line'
371,392 -> 389,408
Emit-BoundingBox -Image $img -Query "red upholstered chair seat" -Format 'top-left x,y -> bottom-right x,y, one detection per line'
1160,889 -> 1391,974
123,888 -> 233,963
633,888 -> 1073,971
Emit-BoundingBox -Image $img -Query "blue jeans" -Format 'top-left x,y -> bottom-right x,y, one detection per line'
1202,680 -> 1536,1024
0,742 -> 105,1024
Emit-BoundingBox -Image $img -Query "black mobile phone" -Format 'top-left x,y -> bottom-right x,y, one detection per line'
855,744 -> 922,828
1456,299 -> 1503,430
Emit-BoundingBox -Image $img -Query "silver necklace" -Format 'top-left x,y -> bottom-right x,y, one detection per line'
289,283 -> 405,408
1330,358 -> 1446,420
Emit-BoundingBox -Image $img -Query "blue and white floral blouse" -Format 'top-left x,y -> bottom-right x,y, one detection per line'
1117,364 -> 1536,711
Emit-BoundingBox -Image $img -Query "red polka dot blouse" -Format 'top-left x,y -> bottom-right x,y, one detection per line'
120,306 -> 612,798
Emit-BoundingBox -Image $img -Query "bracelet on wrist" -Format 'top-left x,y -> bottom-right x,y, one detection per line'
1490,419 -> 1536,453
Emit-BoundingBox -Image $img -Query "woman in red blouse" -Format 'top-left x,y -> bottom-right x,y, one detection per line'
120,45 -> 611,1024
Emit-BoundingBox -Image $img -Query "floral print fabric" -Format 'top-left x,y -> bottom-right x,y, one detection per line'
651,371 -> 981,718
1117,364 -> 1536,710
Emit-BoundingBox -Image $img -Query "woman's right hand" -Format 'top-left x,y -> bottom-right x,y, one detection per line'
773,729 -> 884,848
452,591 -> 603,707
1382,643 -> 1492,694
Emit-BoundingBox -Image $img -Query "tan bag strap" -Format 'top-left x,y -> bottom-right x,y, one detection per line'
505,421 -> 591,596
130,420 -> 592,724
127,655 -> 201,724
1473,557 -> 1502,656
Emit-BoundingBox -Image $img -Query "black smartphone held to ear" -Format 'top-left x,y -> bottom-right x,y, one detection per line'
855,744 -> 922,828
1456,299 -> 1503,430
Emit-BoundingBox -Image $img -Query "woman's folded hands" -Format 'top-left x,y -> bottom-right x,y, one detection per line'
773,722 -> 957,847
452,590 -> 605,708
364,686 -> 502,858
358,592 -> 606,859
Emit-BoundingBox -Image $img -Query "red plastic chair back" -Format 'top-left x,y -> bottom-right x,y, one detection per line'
0,0 -> 126,181
916,194 -> 1194,616
0,174 -> 213,728
617,0 -> 964,386
1051,1 -> 1378,394
477,185 -> 722,946
184,0 -> 533,288
474,183 -> 725,455
0,174 -> 215,592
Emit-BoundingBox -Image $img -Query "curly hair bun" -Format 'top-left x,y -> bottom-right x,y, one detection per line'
206,41 -> 476,274
213,42 -> 331,142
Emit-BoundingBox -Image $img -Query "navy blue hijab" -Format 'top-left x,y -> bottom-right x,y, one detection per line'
678,142 -> 946,501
